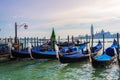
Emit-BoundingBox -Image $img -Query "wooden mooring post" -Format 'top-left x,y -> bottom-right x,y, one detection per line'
40,38 -> 41,45
72,35 -> 74,47
20,38 -> 23,50
58,36 -> 60,44
68,35 -> 69,48
9,38 -> 12,44
80,36 -> 82,43
18,38 -> 20,50
90,32 -> 94,53
103,33 -> 105,53
117,33 -> 119,62
24,37 -> 26,49
27,37 -> 29,48
86,34 -> 88,50
31,37 -> 33,46
5,38 -> 7,44
37,37 -> 39,46
34,37 -> 36,47
91,34 -> 94,48
89,36 -> 90,48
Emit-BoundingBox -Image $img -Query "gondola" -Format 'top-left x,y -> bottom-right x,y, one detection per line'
56,40 -> 102,63
57,41 -> 89,47
11,48 -> 31,58
91,39 -> 118,68
0,45 -> 9,54
0,45 -> 10,57
31,42 -> 87,59
11,44 -> 45,58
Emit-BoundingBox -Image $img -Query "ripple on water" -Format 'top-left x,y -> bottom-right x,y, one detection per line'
0,59 -> 120,80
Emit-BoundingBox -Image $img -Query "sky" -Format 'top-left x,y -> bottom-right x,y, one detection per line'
0,0 -> 120,39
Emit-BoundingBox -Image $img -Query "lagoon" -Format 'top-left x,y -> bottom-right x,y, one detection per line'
0,38 -> 120,80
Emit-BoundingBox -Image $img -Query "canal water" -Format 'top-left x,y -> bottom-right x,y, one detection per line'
0,39 -> 120,80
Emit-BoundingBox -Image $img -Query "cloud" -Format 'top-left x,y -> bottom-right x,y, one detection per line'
1,0 -> 120,38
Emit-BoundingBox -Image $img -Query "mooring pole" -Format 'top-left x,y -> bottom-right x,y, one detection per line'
27,37 -> 29,48
20,38 -> 23,50
117,33 -> 119,62
34,37 -> 36,47
5,38 -> 7,44
58,36 -> 60,44
72,35 -> 74,47
86,34 -> 88,50
91,35 -> 93,47
37,37 -> 38,46
10,37 -> 12,44
81,36 -> 82,43
103,33 -> 105,53
91,34 -> 94,52
31,37 -> 32,46
18,38 -> 20,50
40,38 -> 41,45
10,38 -> 12,44
24,37 -> 26,49
89,36 -> 90,48
68,35 -> 69,48
15,22 -> 17,43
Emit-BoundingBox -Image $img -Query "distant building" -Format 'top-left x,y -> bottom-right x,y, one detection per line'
92,29 -> 117,39
94,29 -> 110,38
76,25 -> 118,39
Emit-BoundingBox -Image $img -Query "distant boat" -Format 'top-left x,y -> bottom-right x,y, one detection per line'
91,39 -> 118,68
56,40 -> 102,63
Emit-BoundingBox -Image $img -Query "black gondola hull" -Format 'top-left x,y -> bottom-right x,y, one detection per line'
31,51 -> 56,59
91,55 -> 117,68
59,55 -> 89,63
58,41 -> 102,63
11,50 -> 30,58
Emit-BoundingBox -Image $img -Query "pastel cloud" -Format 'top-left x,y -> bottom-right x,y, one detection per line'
0,0 -> 120,38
